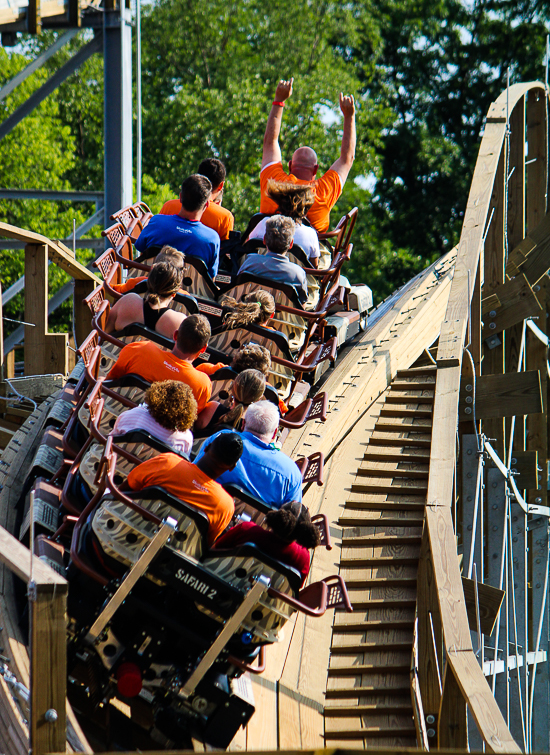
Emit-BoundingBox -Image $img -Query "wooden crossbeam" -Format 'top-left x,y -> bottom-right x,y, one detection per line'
510,449 -> 539,490
462,577 -> 505,636
482,273 -> 542,336
460,370 -> 543,419
0,222 -> 98,283
506,211 -> 550,283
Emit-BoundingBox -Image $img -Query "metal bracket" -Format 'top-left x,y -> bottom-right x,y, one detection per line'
86,516 -> 177,645
180,575 -> 271,699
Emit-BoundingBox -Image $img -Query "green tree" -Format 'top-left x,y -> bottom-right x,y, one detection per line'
346,0 -> 549,265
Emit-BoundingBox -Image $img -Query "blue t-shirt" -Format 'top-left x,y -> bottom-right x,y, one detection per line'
195,429 -> 302,507
135,214 -> 220,278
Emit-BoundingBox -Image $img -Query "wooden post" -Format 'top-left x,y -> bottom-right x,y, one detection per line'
526,90 -> 547,234
416,530 -> 442,721
24,243 -> 69,377
30,581 -> 68,755
483,143 -> 506,459
24,244 -> 48,376
0,525 -> 67,755
73,279 -> 97,349
438,663 -> 467,749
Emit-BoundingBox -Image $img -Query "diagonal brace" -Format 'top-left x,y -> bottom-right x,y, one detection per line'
0,30 -> 79,103
0,33 -> 102,142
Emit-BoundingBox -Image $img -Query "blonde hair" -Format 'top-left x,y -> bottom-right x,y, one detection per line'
266,179 -> 315,225
145,261 -> 184,307
220,290 -> 275,329
220,369 -> 266,429
155,245 -> 185,269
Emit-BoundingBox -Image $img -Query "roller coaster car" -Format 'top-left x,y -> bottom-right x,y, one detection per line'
63,439 -> 351,749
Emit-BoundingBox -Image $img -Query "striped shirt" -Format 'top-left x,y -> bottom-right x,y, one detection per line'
112,404 -> 193,457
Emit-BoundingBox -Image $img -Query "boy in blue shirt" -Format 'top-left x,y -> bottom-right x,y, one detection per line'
136,174 -> 220,278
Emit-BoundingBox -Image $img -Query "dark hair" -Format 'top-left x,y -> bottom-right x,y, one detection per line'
198,158 -> 226,190
176,313 -> 211,353
211,431 -> 243,466
231,343 -> 271,376
220,369 -> 266,429
265,502 -> 321,549
220,290 -> 275,329
266,179 -> 315,224
265,215 -> 295,254
180,174 -> 212,212
145,380 -> 197,430
145,261 -> 183,307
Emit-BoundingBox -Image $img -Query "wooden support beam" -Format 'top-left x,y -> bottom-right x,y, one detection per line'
24,243 -> 48,377
67,0 -> 81,27
526,89 -> 547,235
24,244 -> 69,376
73,278 -> 96,349
27,0 -> 41,34
0,525 -> 66,585
526,277 -> 549,513
30,582 -> 67,755
482,273 -> 542,337
506,212 -> 550,278
416,529 -> 443,716
461,370 -> 543,419
438,664 -> 467,749
510,449 -> 539,490
462,576 -> 505,636
482,139 -> 507,457
0,223 -> 98,283
507,95 -> 526,249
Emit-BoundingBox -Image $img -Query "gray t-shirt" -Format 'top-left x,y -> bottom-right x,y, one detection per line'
238,251 -> 308,304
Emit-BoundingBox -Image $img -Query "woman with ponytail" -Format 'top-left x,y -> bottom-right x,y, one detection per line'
213,500 -> 321,585
105,260 -> 185,339
218,290 -> 276,331
194,369 -> 267,435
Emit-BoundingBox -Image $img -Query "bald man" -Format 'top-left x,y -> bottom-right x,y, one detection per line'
260,77 -> 356,233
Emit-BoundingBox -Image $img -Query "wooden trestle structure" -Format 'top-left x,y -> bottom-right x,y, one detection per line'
0,80 -> 549,753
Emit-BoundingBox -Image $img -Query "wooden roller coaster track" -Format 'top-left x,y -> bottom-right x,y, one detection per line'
0,79 -> 549,753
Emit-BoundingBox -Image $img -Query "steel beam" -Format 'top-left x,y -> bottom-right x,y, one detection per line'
0,189 -> 103,202
103,7 -> 133,224
0,33 -> 102,141
0,30 -> 79,103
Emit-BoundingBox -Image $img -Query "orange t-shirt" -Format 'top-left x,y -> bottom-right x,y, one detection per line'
160,200 -> 234,241
196,361 -> 226,376
259,162 -> 342,233
107,341 -> 212,412
127,453 -> 234,545
110,275 -> 147,295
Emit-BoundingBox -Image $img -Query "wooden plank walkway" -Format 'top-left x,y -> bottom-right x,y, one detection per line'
324,366 -> 435,748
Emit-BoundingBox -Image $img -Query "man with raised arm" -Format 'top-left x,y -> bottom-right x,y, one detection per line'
260,78 -> 356,233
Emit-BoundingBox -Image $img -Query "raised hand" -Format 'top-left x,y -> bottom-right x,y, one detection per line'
339,92 -> 355,117
275,78 -> 294,102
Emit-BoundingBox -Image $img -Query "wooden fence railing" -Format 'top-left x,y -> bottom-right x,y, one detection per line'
416,82 -> 548,752
0,222 -> 98,376
0,524 -> 67,755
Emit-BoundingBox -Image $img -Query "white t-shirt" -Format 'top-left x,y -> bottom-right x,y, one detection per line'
248,217 -> 320,260
112,404 -> 193,457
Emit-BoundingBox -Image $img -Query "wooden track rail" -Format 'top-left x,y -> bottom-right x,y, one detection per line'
416,82 -> 550,753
